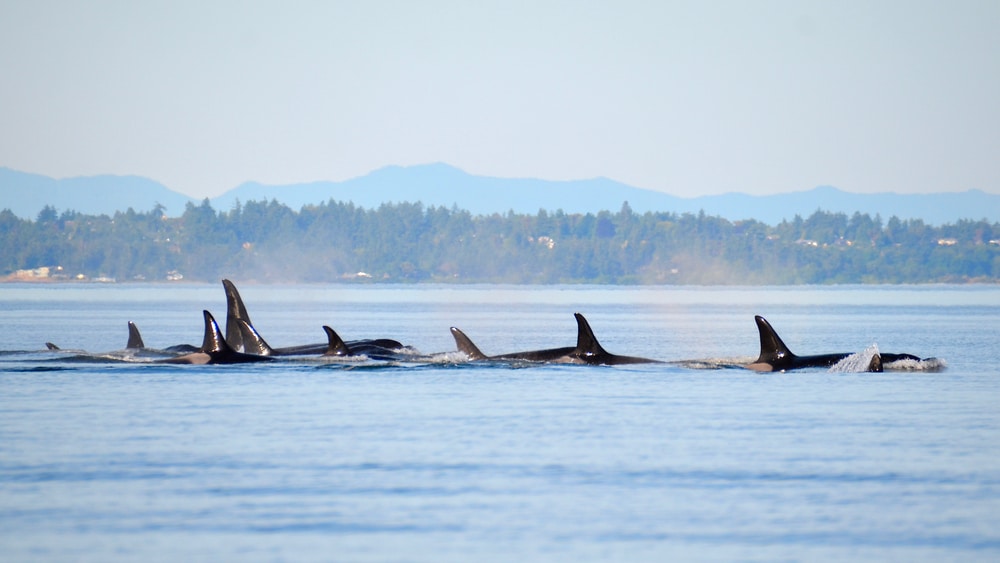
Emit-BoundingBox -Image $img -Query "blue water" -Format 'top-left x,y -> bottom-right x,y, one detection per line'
1,283 -> 999,561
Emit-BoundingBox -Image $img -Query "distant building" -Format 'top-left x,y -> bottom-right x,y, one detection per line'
4,266 -> 64,281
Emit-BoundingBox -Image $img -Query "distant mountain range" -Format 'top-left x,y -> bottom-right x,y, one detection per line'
2,163 -> 997,225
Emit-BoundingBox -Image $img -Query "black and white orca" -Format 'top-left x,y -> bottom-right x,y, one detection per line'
451,312 -> 661,365
159,311 -> 272,365
747,315 -> 921,372
222,279 -> 404,356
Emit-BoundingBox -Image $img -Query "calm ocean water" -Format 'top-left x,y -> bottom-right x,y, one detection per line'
1,283 -> 998,561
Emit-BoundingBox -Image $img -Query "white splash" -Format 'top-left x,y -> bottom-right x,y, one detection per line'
829,344 -> 881,373
884,356 -> 948,372
829,344 -> 947,373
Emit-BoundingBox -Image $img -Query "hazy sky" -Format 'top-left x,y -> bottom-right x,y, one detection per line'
1,1 -> 998,199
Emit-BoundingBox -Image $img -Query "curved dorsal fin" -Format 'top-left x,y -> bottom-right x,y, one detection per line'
222,279 -> 252,350
201,310 -> 233,354
236,318 -> 274,356
450,327 -> 488,360
573,313 -> 609,358
754,315 -> 795,364
126,321 -> 145,349
322,326 -> 353,356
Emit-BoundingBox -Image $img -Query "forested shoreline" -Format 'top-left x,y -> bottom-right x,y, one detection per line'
2,199 -> 998,284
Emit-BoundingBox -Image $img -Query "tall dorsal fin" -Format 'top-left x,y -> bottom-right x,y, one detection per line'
754,315 -> 796,364
127,321 -> 145,349
236,319 -> 274,356
573,313 -> 609,358
222,279 -> 252,350
201,310 -> 233,354
450,327 -> 488,360
322,326 -> 353,356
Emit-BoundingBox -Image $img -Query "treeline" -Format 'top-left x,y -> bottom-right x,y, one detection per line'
2,199 -> 999,284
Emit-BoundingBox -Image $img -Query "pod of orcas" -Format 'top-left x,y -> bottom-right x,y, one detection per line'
45,279 -> 939,372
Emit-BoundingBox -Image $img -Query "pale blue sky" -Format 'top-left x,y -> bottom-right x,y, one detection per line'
1,0 -> 997,199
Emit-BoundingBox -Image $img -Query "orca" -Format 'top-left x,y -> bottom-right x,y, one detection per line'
229,316 -> 407,360
570,313 -> 662,365
44,322 -> 193,356
747,315 -> 919,372
450,313 -> 660,365
222,279 -> 404,355
449,327 -> 575,362
125,321 -> 198,353
321,326 -> 408,360
159,311 -> 272,365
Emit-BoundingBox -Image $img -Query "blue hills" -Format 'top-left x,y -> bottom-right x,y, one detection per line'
2,163 -> 997,225
0,167 -> 195,219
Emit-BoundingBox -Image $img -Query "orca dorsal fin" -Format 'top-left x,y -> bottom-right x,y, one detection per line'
222,279 -> 253,350
322,326 -> 353,356
573,313 -> 609,358
127,321 -> 145,349
754,315 -> 796,364
236,319 -> 274,356
450,327 -> 488,360
201,310 -> 233,354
